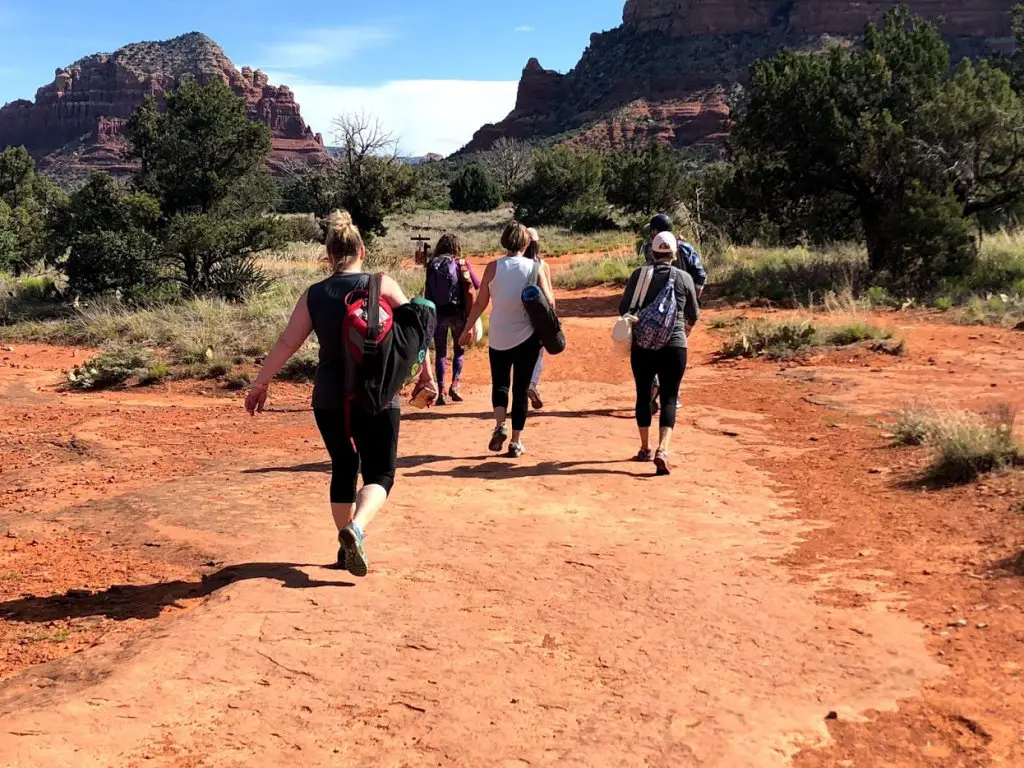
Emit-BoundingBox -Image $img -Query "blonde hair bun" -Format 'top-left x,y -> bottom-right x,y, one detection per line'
325,209 -> 364,267
328,210 -> 354,232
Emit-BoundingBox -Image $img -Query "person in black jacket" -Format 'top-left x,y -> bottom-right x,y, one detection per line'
619,232 -> 700,476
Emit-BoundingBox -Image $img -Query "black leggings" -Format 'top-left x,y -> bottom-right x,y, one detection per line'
489,335 -> 542,431
631,346 -> 688,429
313,408 -> 400,504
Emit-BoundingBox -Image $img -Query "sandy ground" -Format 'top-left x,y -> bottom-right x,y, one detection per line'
0,292 -> 1022,767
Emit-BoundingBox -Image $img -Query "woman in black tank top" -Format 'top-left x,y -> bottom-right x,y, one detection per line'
244,211 -> 432,577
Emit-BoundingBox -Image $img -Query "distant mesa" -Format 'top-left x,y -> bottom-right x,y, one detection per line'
0,32 -> 326,181
461,0 -> 1017,154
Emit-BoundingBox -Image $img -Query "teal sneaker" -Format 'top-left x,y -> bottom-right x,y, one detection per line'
338,524 -> 369,578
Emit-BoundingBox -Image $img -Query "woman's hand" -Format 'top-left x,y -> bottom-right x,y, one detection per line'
458,327 -> 474,347
245,383 -> 269,416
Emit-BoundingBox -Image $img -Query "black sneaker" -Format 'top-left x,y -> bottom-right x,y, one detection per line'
449,385 -> 464,403
488,424 -> 509,453
435,394 -> 447,407
528,387 -> 543,410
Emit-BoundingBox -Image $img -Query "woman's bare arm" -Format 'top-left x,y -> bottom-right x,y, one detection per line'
246,289 -> 314,414
540,261 -> 556,309
381,275 -> 410,309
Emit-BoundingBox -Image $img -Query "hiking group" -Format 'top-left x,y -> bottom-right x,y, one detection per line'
245,212 -> 702,576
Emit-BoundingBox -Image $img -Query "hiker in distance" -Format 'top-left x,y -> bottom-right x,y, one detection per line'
423,233 -> 480,406
641,213 -> 707,415
524,227 -> 550,409
643,213 -> 707,296
620,231 -> 700,476
245,211 -> 436,576
460,221 -> 555,458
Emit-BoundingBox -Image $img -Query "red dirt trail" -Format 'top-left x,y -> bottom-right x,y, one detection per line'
1,293 -> 1022,766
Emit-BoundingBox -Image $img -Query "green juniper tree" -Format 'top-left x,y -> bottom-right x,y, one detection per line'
726,7 -> 1024,287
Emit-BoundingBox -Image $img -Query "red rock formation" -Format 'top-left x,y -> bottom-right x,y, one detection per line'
463,0 -> 1016,154
0,33 -> 325,179
621,0 -> 1015,37
623,0 -> 778,35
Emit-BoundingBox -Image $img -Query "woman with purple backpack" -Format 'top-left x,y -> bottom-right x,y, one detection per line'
424,234 -> 480,406
618,231 -> 700,476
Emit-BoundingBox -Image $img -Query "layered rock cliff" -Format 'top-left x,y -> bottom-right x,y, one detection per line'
462,0 -> 1015,153
0,33 -> 325,180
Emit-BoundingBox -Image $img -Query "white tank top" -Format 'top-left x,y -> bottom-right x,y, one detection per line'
488,255 -> 537,351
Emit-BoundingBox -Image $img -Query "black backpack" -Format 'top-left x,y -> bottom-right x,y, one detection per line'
343,274 -> 436,418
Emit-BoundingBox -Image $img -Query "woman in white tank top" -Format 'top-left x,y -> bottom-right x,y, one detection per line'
461,222 -> 557,458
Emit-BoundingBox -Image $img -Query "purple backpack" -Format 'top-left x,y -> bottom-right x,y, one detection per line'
632,277 -> 678,350
425,256 -> 462,315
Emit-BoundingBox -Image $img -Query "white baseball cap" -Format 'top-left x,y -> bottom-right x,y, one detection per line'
527,227 -> 539,243
652,231 -> 677,256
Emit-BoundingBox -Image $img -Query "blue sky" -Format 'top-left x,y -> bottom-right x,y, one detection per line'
0,0 -> 625,154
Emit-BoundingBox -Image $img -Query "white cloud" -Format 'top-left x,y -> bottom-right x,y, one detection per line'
269,75 -> 519,156
262,27 -> 393,69
514,25 -> 535,33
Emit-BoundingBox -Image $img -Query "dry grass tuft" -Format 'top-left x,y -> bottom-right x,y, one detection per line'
891,404 -> 1022,485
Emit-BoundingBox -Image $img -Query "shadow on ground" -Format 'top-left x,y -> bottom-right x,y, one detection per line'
403,408 -> 633,423
405,458 -> 647,480
994,551 -> 1024,577
0,563 -> 353,624
241,455 -> 469,476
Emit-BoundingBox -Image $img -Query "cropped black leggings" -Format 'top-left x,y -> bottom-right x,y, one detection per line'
489,335 -> 542,431
313,408 -> 400,504
631,346 -> 688,429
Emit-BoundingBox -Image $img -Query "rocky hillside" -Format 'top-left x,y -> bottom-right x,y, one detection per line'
0,33 -> 325,180
462,0 -> 1016,153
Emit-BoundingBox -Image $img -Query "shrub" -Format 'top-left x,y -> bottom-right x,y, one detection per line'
68,345 -> 156,390
276,213 -> 322,244
449,165 -> 501,213
512,147 -> 607,228
822,322 -> 892,347
162,213 -> 279,301
721,319 -> 818,359
139,362 -> 170,386
927,406 -> 1021,485
714,247 -> 871,304
891,408 -> 937,446
49,172 -> 163,298
14,275 -> 60,302
205,361 -> 230,378
934,295 -> 954,311
279,347 -> 319,381
605,144 -> 685,215
721,318 -> 897,359
959,293 -> 1024,326
864,285 -> 894,308
0,147 -> 66,274
225,370 -> 252,390
552,255 -> 641,289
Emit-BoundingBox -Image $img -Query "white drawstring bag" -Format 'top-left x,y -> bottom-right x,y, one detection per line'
612,266 -> 654,356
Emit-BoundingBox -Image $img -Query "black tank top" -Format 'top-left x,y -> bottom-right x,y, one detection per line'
307,272 -> 369,410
